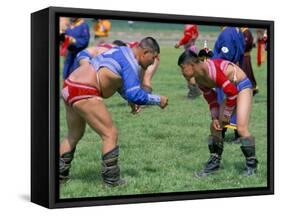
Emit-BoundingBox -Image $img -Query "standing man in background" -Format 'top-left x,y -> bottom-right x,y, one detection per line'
241,27 -> 258,95
93,19 -> 112,44
60,18 -> 90,80
175,24 -> 201,99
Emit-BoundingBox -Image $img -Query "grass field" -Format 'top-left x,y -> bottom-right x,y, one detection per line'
59,28 -> 268,199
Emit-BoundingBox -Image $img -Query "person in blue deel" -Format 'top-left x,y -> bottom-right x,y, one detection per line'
61,18 -> 90,80
212,26 -> 245,140
213,26 -> 245,66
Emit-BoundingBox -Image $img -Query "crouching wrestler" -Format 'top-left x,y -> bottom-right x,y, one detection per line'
177,50 -> 258,177
59,37 -> 168,186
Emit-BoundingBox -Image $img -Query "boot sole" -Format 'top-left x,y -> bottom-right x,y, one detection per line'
103,179 -> 126,187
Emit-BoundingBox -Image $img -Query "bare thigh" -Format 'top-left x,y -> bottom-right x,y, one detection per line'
236,88 -> 252,136
60,102 -> 86,154
73,97 -> 117,153
65,102 -> 86,137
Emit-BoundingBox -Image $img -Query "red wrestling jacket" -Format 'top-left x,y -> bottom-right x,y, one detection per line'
199,59 -> 238,119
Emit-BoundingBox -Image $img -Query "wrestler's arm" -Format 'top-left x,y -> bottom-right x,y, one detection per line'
119,65 -> 161,106
76,50 -> 92,66
215,70 -> 238,122
198,86 -> 220,120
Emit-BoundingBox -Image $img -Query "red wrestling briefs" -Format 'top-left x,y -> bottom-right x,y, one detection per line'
61,79 -> 101,106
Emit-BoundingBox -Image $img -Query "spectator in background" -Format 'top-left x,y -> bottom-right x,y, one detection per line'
59,17 -> 70,57
256,29 -> 267,67
213,27 -> 245,66
94,19 -> 111,44
60,18 -> 90,80
241,27 -> 258,95
175,24 -> 202,99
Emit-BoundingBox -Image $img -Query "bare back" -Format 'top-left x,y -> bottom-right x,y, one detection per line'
97,68 -> 122,98
87,46 -> 110,57
195,61 -> 247,88
224,63 -> 246,83
194,62 -> 217,88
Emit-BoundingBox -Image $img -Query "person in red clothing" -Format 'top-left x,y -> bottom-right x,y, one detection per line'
175,24 -> 199,50
175,24 -> 201,99
256,29 -> 267,67
59,17 -> 70,57
177,50 -> 258,177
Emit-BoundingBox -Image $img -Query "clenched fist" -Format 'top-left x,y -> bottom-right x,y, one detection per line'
159,96 -> 168,109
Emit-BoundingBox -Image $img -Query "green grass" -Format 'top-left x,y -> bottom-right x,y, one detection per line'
59,46 -> 268,199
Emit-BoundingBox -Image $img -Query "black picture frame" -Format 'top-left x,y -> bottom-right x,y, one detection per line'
31,6 -> 274,209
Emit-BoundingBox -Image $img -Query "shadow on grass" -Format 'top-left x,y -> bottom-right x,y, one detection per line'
107,102 -> 128,108
233,161 -> 245,173
123,168 -> 139,177
71,167 -> 102,183
223,133 -> 241,144
143,167 -> 157,173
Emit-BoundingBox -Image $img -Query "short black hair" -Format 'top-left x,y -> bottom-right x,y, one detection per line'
198,49 -> 214,58
177,50 -> 200,66
112,40 -> 127,47
139,37 -> 160,54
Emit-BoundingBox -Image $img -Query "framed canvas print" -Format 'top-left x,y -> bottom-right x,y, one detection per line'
31,6 -> 274,208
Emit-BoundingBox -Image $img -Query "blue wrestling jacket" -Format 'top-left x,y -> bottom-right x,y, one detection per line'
213,27 -> 245,66
89,46 -> 161,105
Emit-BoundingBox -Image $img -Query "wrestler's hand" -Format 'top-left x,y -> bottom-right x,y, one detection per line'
160,96 -> 168,109
68,36 -> 76,44
129,103 -> 142,114
212,119 -> 223,131
174,43 -> 180,49
221,115 -> 231,127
